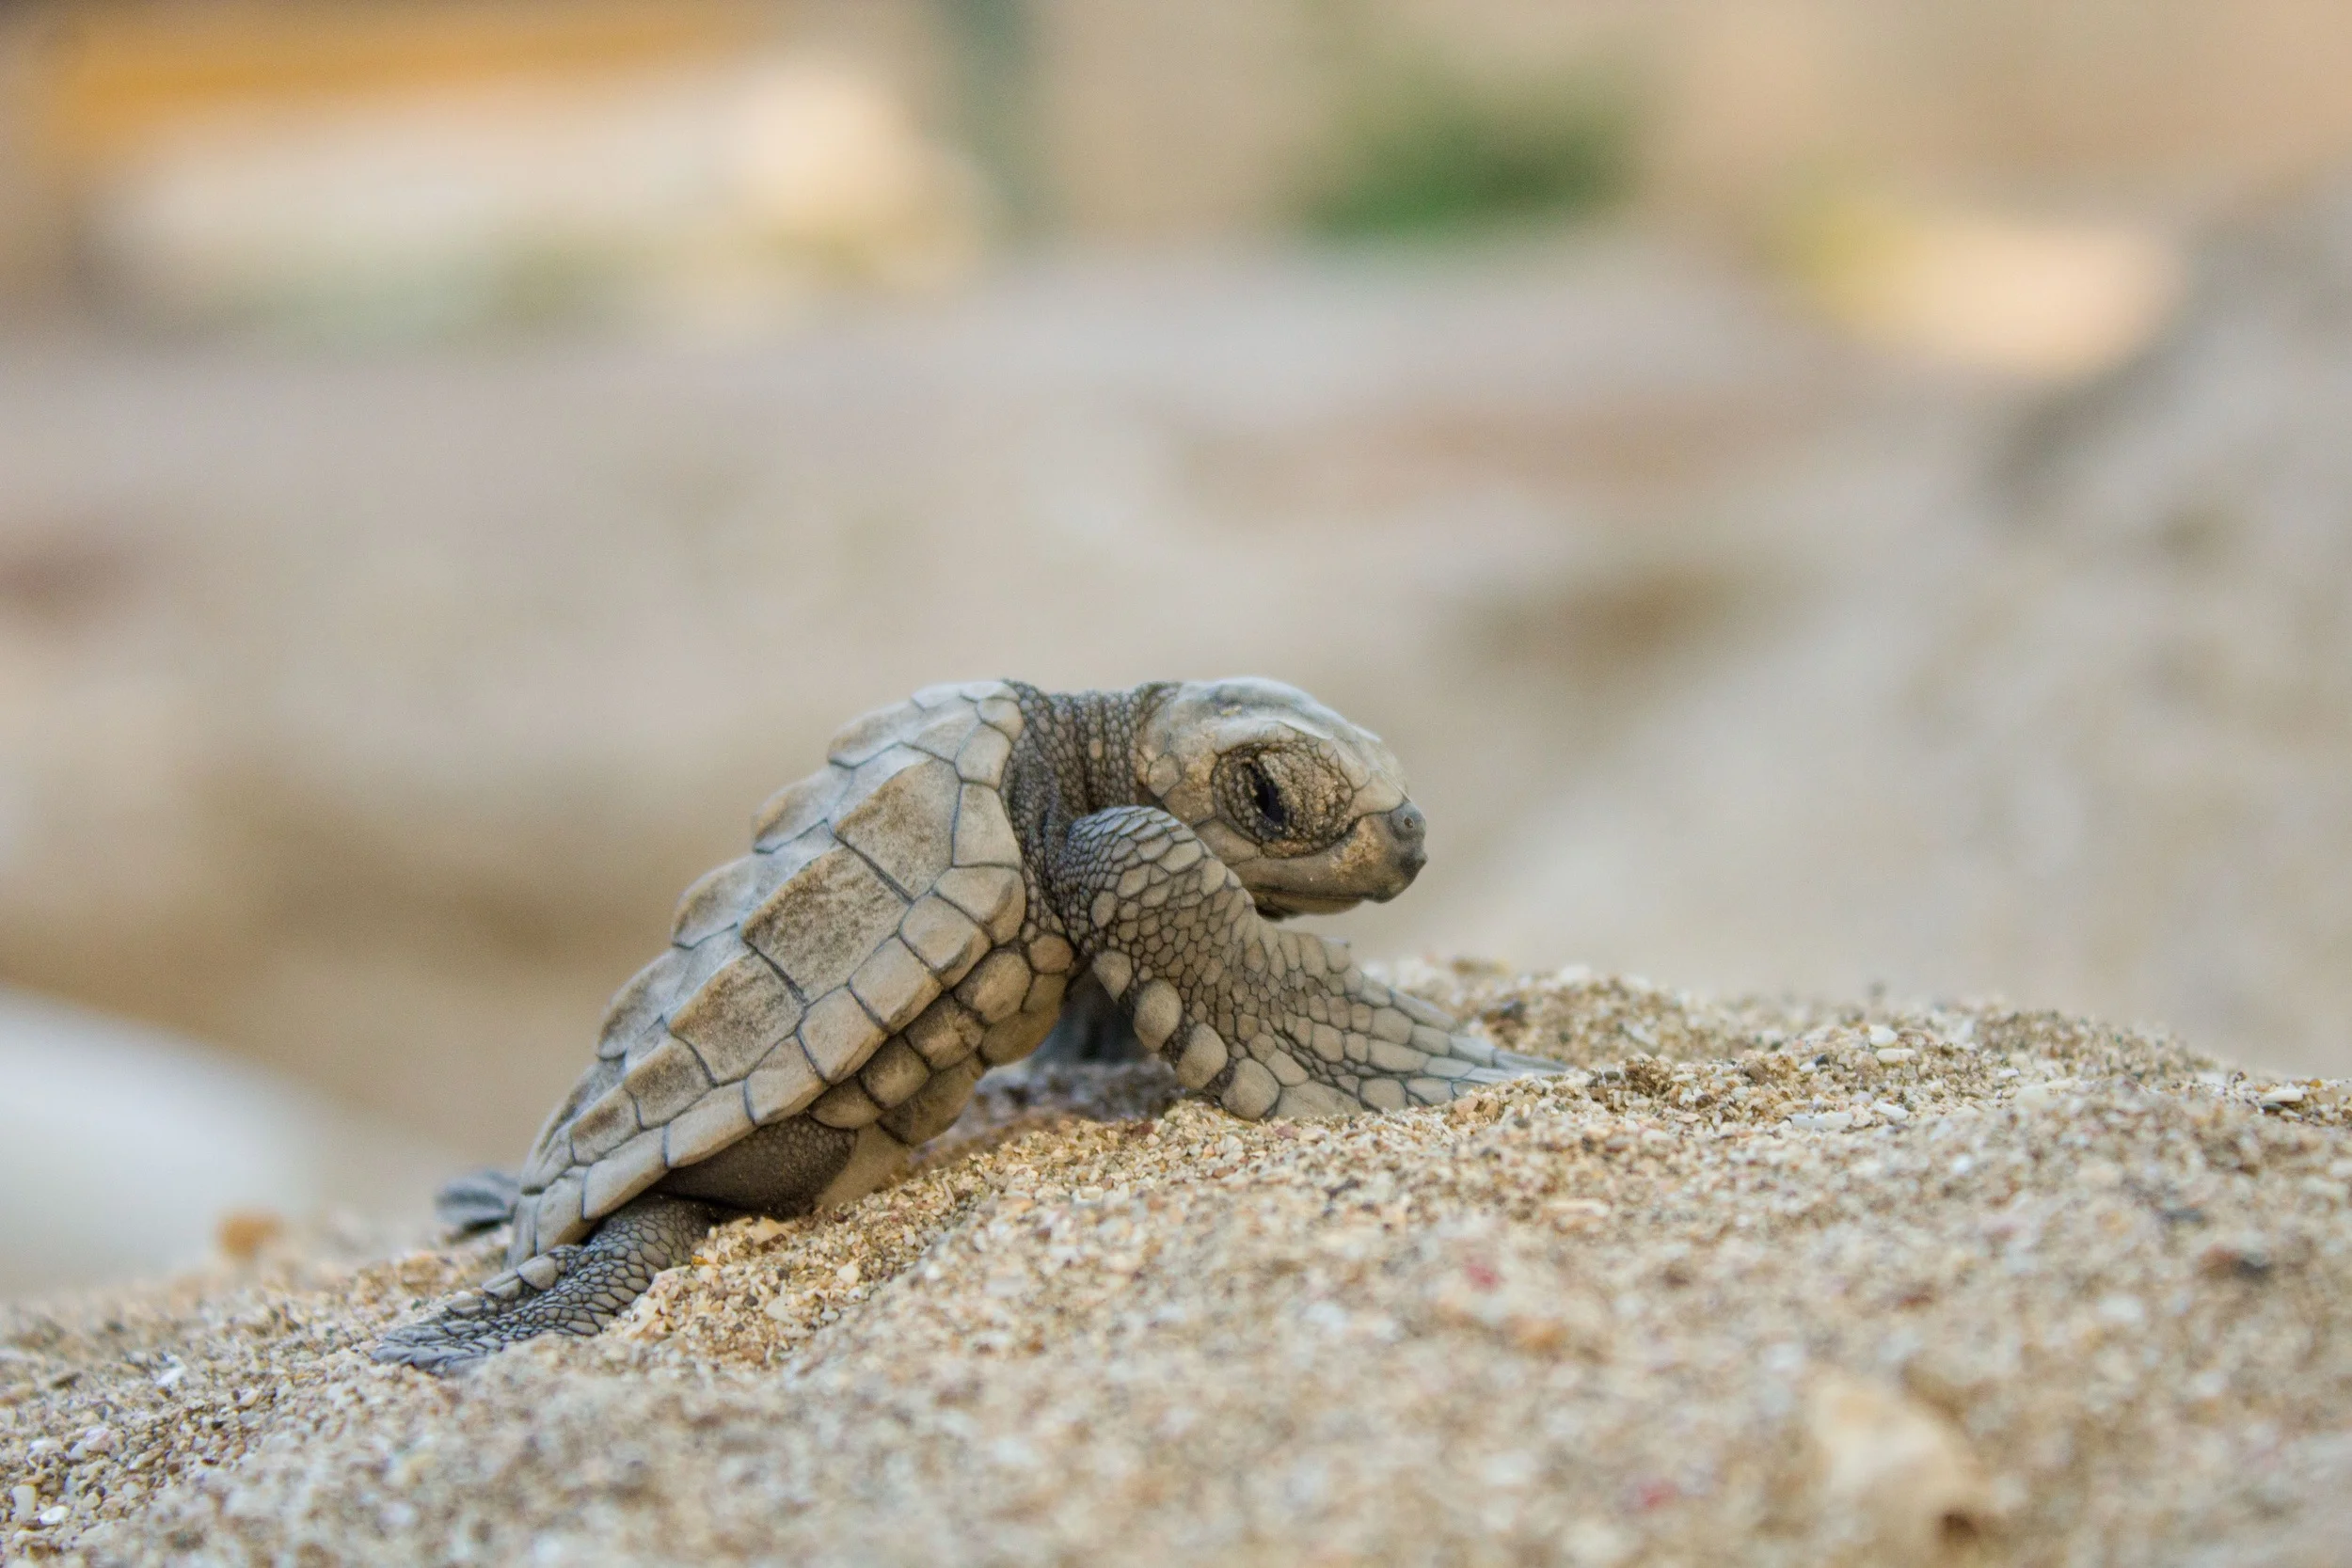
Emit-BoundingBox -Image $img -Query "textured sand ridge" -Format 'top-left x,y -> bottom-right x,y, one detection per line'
5,964 -> 2349,1566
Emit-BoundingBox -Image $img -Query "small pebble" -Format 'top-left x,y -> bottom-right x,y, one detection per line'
66,1424 -> 116,1459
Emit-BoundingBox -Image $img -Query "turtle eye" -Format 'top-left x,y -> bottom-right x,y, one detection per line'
1245,759 -> 1289,832
1215,745 -> 1339,850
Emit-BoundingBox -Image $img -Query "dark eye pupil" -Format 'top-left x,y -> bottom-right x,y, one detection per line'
1248,763 -> 1289,830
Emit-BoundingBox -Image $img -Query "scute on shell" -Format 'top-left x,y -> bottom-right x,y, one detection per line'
509,689 -> 1027,1254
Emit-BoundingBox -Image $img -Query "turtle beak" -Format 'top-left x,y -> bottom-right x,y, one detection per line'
1233,799 -> 1430,917
1355,801 -> 1424,903
1385,801 -> 1428,882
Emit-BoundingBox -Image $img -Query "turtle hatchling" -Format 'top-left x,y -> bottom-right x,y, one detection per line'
375,678 -> 1563,1369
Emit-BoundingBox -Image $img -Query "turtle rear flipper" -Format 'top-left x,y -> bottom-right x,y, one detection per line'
434,1168 -> 522,1234
374,1194 -> 715,1372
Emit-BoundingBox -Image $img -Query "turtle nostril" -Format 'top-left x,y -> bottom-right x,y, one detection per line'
1387,803 -> 1427,874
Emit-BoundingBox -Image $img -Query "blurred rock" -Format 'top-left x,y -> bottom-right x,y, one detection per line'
0,987 -> 447,1296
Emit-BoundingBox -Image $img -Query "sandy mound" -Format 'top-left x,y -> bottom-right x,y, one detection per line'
6,966 -> 2349,1566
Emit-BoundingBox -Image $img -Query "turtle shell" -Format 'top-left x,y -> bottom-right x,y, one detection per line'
508,680 -> 1029,1259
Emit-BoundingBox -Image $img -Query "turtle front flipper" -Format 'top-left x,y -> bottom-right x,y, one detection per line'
372,1194 -> 716,1372
1047,806 -> 1564,1119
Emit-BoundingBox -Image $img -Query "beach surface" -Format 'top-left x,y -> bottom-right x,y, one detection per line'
5,962 -> 2349,1567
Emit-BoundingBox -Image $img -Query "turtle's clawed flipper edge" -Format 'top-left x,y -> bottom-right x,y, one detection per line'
373,1194 -> 716,1373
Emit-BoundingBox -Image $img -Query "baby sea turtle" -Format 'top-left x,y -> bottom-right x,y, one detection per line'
374,678 -> 1560,1369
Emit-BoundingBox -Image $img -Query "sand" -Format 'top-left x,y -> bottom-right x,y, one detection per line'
6,963 -> 2349,1567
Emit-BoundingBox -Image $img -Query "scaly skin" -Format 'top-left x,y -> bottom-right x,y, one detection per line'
373,678 -> 1559,1371
1045,804 -> 1544,1117
373,1195 -> 714,1370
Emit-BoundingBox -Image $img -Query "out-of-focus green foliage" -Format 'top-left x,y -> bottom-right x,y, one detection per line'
1308,66 -> 1638,239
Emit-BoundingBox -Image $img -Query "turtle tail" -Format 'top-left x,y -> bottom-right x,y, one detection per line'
433,1168 -> 523,1234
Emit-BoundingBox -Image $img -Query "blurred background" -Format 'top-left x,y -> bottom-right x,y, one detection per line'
6,0 -> 2352,1292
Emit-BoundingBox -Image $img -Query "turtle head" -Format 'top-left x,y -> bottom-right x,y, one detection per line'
1136,677 -> 1425,919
